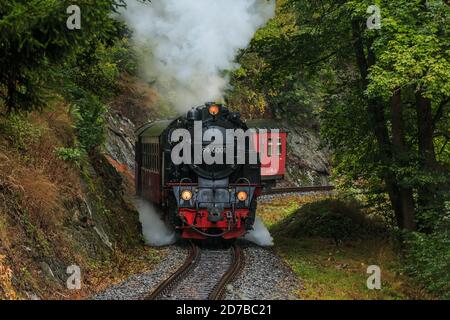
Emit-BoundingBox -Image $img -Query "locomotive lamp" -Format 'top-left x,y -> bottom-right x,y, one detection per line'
208,104 -> 220,116
181,190 -> 193,201
237,191 -> 248,202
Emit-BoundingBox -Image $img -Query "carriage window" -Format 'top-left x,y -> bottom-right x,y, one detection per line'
277,137 -> 282,155
150,144 -> 153,170
156,144 -> 160,171
147,144 -> 150,168
153,144 -> 156,171
145,144 -> 148,168
142,144 -> 145,168
143,143 -> 151,169
268,138 -> 272,157
267,137 -> 282,157
141,142 -> 161,172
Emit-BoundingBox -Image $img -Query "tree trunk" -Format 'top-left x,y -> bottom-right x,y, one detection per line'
416,91 -> 437,168
6,75 -> 16,113
415,90 -> 442,232
390,89 -> 416,230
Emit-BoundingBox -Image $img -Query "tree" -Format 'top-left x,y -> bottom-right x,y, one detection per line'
0,0 -> 128,112
232,0 -> 449,232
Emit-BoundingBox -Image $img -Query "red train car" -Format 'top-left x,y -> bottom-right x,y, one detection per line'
247,119 -> 288,189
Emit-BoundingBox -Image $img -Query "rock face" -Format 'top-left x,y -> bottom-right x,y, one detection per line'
284,122 -> 331,186
105,110 -> 136,172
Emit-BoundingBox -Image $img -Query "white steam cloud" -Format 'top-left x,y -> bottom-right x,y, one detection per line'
121,0 -> 275,111
133,197 -> 177,247
243,216 -> 274,247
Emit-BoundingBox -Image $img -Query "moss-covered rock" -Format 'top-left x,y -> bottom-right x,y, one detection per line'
273,199 -> 387,243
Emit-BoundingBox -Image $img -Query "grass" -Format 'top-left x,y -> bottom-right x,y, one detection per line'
258,194 -> 325,228
257,194 -> 434,300
0,254 -> 17,299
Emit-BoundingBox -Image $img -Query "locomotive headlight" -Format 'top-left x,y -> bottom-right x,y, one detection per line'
237,191 -> 248,202
181,190 -> 193,201
208,105 -> 220,116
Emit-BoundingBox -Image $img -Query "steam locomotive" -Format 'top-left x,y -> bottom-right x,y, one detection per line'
135,103 -> 287,240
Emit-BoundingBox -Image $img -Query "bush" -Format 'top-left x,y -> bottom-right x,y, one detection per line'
0,113 -> 41,151
56,147 -> 83,166
69,90 -> 107,155
273,199 -> 386,243
403,202 -> 450,298
403,231 -> 450,298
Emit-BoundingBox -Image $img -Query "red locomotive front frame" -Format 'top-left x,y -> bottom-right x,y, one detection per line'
168,182 -> 261,240
179,208 -> 250,240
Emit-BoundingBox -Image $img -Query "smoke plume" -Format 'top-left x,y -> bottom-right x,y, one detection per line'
133,197 -> 177,247
121,0 -> 275,111
243,216 -> 274,247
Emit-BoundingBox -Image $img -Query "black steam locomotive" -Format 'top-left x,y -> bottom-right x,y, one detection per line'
135,103 -> 286,240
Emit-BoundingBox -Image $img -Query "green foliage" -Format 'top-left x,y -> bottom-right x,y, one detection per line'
0,113 -> 41,151
54,27 -> 139,156
366,1 -> 450,101
274,199 -> 386,243
276,0 -> 450,220
227,0 -> 323,122
403,201 -> 450,297
0,0 -> 131,112
404,230 -> 450,298
60,36 -> 138,101
109,37 -> 139,76
1,0 -> 143,160
69,90 -> 107,155
56,147 -> 83,166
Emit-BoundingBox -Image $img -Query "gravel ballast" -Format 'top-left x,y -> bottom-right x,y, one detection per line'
93,241 -> 300,300
224,241 -> 300,300
93,246 -> 187,300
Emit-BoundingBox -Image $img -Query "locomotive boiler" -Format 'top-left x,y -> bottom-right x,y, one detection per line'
135,103 -> 287,240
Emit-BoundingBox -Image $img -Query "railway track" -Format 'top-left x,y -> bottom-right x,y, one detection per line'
146,241 -> 243,300
145,187 -> 333,300
262,185 -> 335,195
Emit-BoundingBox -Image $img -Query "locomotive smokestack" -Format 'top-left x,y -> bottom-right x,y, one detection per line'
121,0 -> 275,111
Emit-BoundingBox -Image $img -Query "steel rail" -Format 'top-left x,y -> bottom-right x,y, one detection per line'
208,244 -> 243,300
146,241 -> 199,300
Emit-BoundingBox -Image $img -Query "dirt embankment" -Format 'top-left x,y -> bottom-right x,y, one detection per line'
0,79 -> 166,299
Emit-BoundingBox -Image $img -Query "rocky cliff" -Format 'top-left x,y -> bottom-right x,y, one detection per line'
284,122 -> 331,186
104,110 -> 137,184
